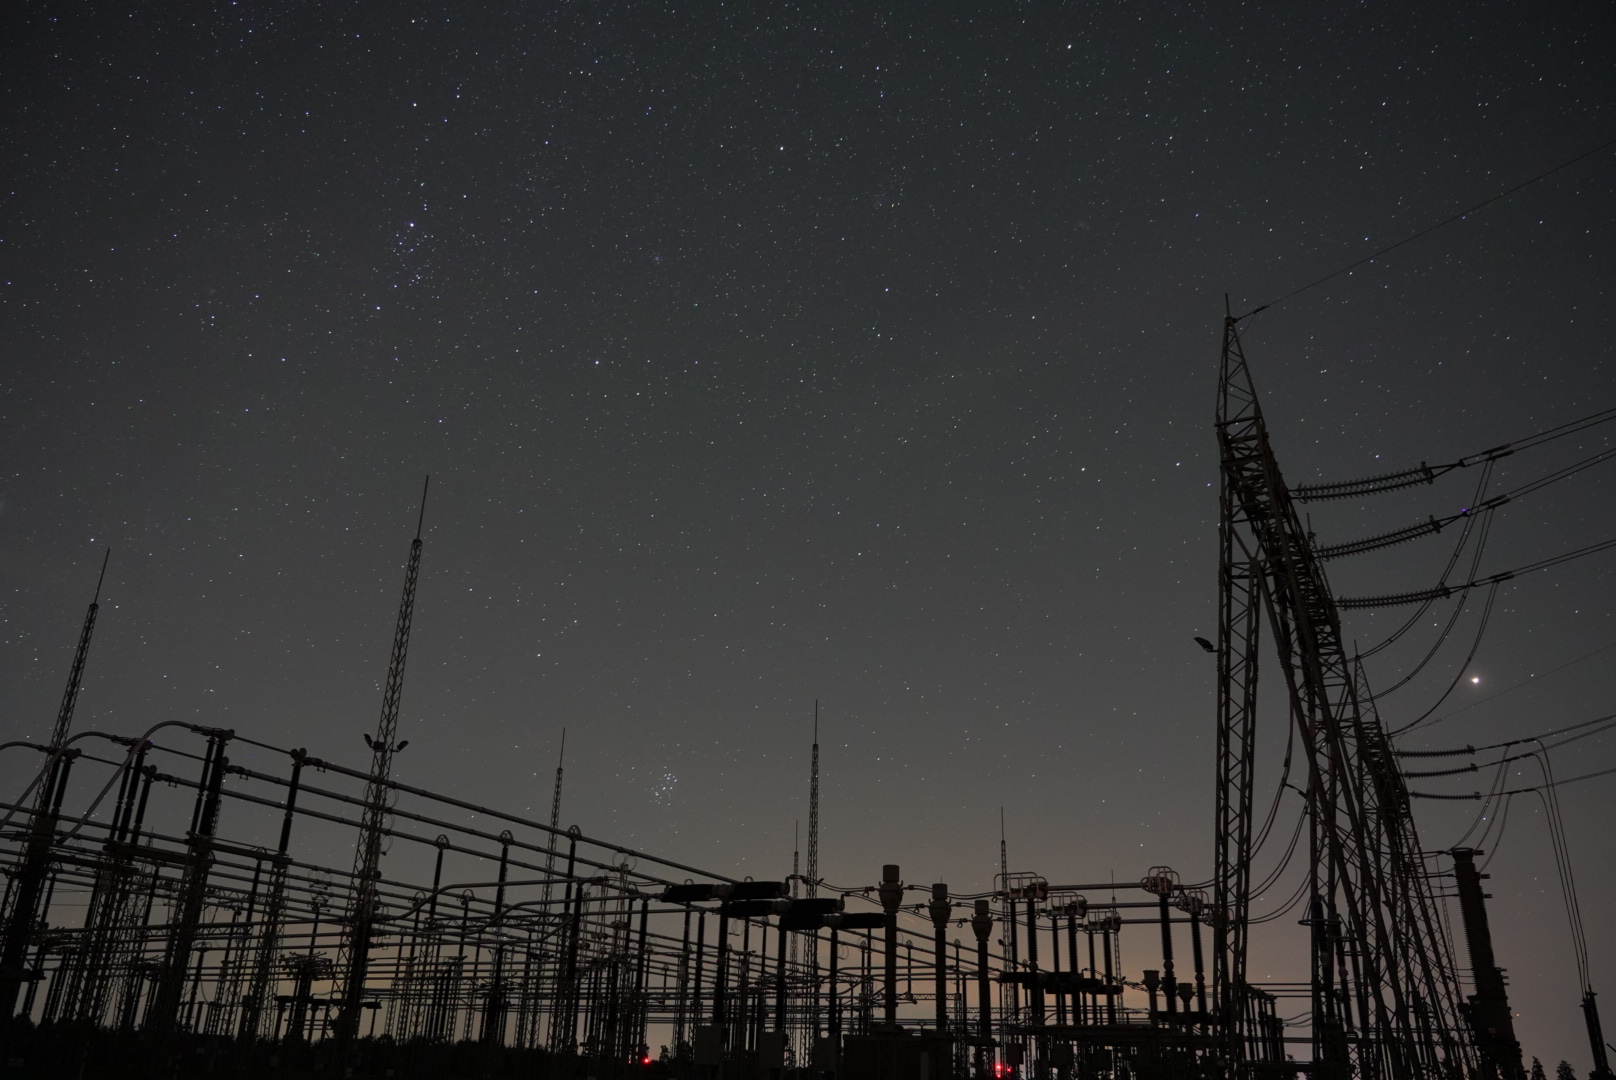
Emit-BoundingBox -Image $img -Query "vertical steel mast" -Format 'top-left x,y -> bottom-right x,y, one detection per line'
335,478 -> 430,1042
539,729 -> 565,1046
546,729 -> 566,894
0,551 -> 109,1020
1212,311 -> 1473,1080
46,551 -> 109,754
807,702 -> 819,899
806,704 -> 821,1049
1212,311 -> 1266,1066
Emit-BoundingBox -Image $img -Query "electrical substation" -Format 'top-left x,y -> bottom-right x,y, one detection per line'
1,319 -> 1610,1080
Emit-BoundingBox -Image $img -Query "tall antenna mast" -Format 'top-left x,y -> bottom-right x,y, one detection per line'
47,549 -> 110,754
336,477 -> 429,1042
790,817 -> 802,1026
999,807 -> 1008,884
0,552 -> 112,1018
807,701 -> 819,898
544,728 -> 567,894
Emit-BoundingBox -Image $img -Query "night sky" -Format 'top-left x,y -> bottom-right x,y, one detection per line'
3,1 -> 1614,1069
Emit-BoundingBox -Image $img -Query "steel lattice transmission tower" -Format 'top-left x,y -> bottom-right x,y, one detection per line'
335,479 -> 429,1042
1212,313 -> 1474,1080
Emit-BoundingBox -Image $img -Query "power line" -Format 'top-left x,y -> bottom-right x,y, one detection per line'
1408,762 -> 1616,800
1317,442 -> 1616,563
1402,639 -> 1616,735
1294,403 -> 1616,505
1238,134 -> 1616,320
1337,535 -> 1616,610
1360,463 -> 1498,660
1385,580 -> 1502,736
1398,710 -> 1616,758
1400,718 -> 1616,776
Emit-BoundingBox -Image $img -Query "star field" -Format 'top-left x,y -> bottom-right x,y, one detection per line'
2,1 -> 1614,1068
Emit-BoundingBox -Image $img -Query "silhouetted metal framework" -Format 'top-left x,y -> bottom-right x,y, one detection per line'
0,712 -> 1291,1080
1,372 -> 1532,1079
0,551 -> 108,1020
335,478 -> 429,1045
1213,312 -> 1477,1080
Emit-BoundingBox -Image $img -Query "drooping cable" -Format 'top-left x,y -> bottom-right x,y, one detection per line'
1476,794 -> 1515,872
1249,870 -> 1312,925
1359,462 -> 1495,659
1401,726 -> 1616,783
1408,763 -> 1616,799
1527,748 -> 1592,993
1247,711 -> 1298,862
1446,757 -> 1512,849
1338,534 -> 1616,610
1370,488 -> 1496,697
1386,580 -> 1501,736
1250,807 -> 1308,900
1294,405 -> 1616,505
1321,442 -> 1616,563
1396,710 -> 1616,759
1408,639 -> 1616,734
1317,449 -> 1610,563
